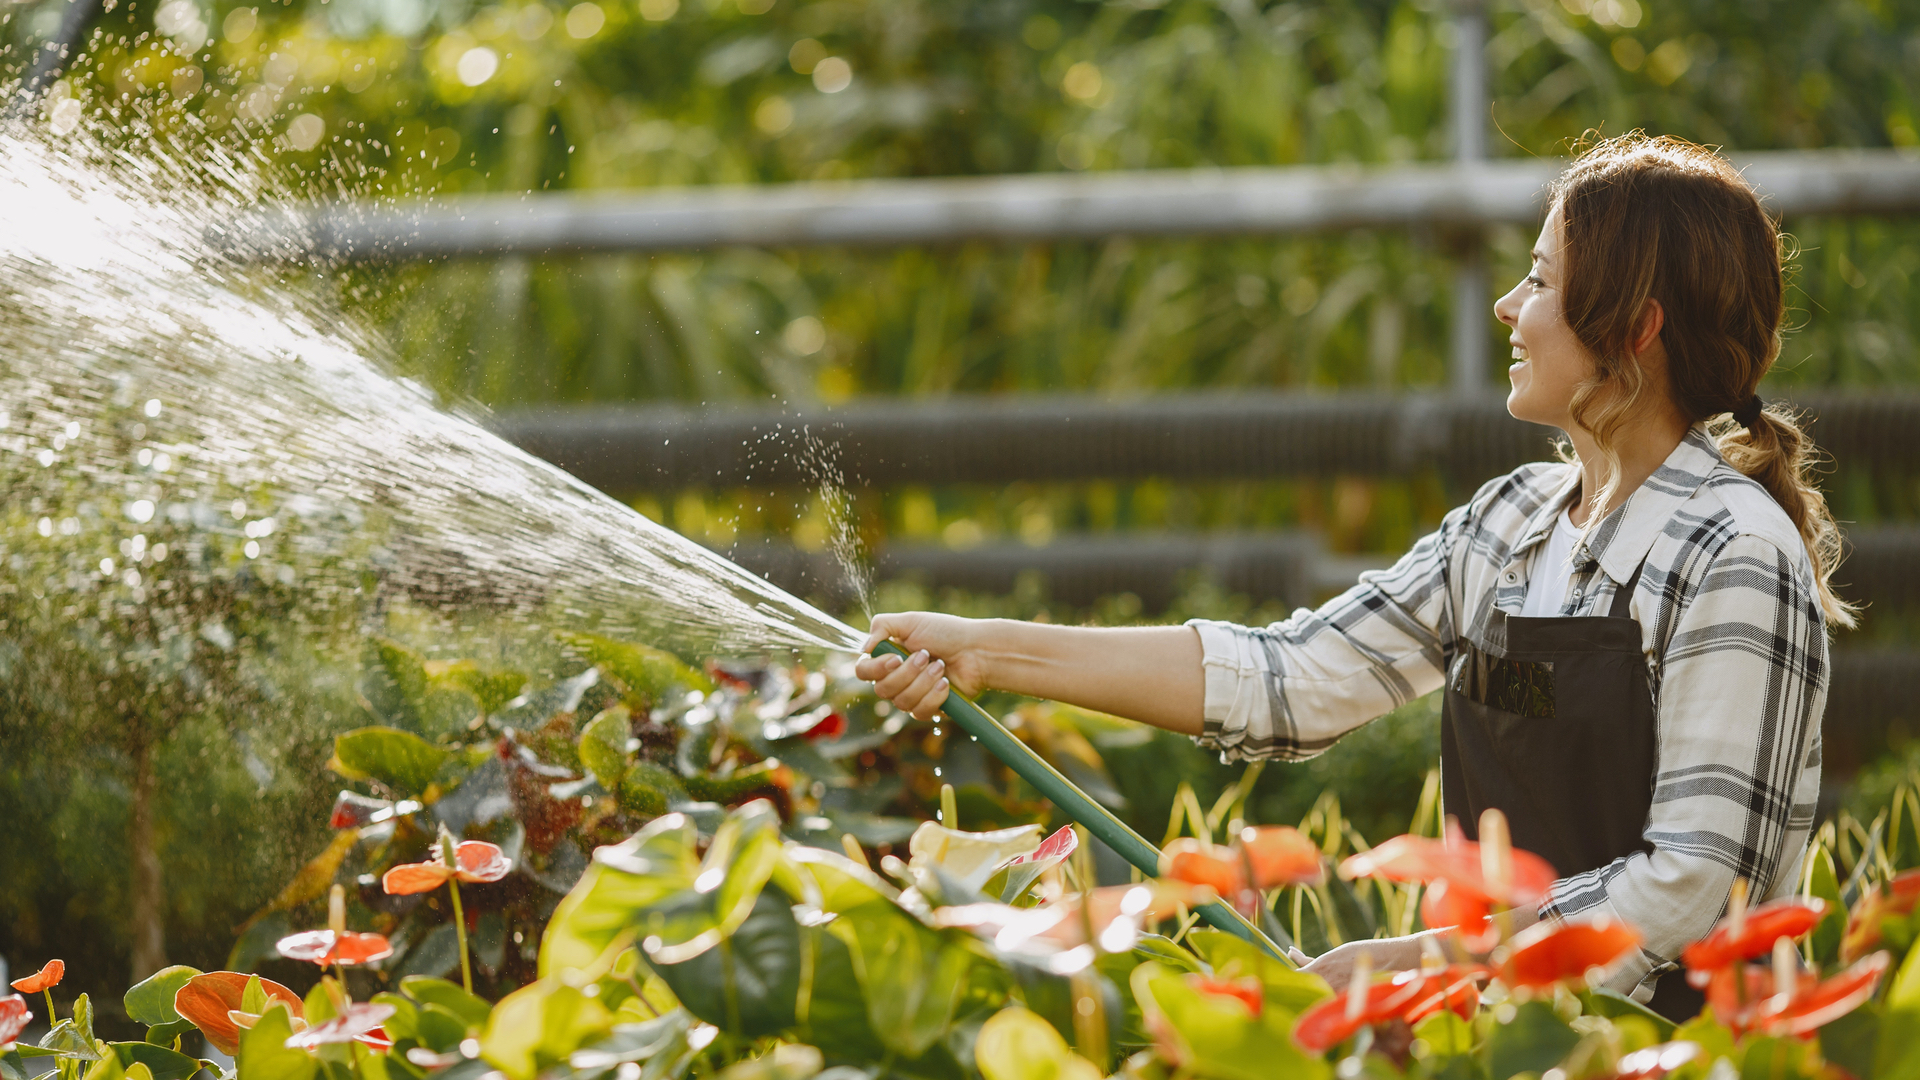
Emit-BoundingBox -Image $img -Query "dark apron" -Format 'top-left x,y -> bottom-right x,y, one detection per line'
1440,562 -> 1704,1023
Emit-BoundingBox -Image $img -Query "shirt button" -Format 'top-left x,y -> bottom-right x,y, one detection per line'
1504,572 -> 1517,584
1573,588 -> 1583,599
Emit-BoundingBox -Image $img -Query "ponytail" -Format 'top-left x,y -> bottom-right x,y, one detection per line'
1713,406 -> 1857,628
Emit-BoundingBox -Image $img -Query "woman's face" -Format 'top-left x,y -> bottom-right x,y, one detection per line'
1495,206 -> 1596,431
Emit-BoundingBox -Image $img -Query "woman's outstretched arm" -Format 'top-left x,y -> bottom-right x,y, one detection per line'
854,615 -> 1206,734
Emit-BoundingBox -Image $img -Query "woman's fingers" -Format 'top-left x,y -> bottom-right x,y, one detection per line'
851,650 -> 902,683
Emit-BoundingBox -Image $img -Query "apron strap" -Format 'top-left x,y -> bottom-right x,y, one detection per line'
1607,560 -> 1647,620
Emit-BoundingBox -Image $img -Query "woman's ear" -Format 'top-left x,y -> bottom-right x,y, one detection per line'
1630,298 -> 1665,356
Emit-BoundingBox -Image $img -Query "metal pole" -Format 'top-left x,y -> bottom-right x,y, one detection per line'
4,0 -> 104,120
1448,0 -> 1490,394
868,640 -> 1289,959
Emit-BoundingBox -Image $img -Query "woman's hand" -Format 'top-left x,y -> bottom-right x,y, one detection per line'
853,612 -> 991,720
1291,934 -> 1431,993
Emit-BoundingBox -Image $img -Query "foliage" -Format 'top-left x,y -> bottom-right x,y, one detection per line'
15,782 -> 1920,1080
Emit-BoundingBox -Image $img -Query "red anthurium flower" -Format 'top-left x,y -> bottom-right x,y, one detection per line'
277,929 -> 394,967
1681,897 -> 1826,984
284,1003 -> 397,1052
381,840 -> 512,895
1239,826 -> 1326,888
0,995 -> 31,1046
1706,951 -> 1889,1037
1607,1041 -> 1701,1079
1339,825 -> 1557,911
9,960 -> 63,994
1006,824 -> 1079,868
1160,838 -> 1243,894
801,712 -> 847,741
1292,973 -> 1430,1054
1188,974 -> 1264,1016
1419,877 -> 1497,948
174,972 -> 305,1056
1840,869 -> 1920,963
1399,964 -> 1491,1024
1496,917 -> 1641,991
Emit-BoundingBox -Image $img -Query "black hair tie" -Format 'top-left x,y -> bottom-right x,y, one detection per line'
1732,395 -> 1764,428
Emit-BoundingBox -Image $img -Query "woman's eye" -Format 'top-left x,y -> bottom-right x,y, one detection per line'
1525,275 -> 1546,288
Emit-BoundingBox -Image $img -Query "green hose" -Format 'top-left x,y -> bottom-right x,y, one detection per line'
869,639 -> 1287,959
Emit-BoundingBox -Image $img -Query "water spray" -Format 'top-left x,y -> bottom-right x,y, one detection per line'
869,638 -> 1288,959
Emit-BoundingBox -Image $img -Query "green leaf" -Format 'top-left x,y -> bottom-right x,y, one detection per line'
579,705 -> 634,789
1820,1005 -> 1878,1080
480,980 -> 616,1080
330,727 -> 450,798
41,1021 -> 101,1062
1576,988 -> 1676,1040
107,1042 -> 201,1080
1141,969 -> 1328,1080
2,1051 -> 29,1080
1878,940 -> 1920,1077
1806,845 -> 1845,967
1486,1001 -> 1580,1080
141,1022 -> 192,1048
416,1006 -> 472,1055
619,762 -> 689,817
1130,934 -> 1206,975
972,1007 -> 1097,1080
235,1006 -> 317,1080
368,993 -> 422,1048
124,967 -> 201,1029
556,633 -> 713,700
794,928 -> 887,1063
399,978 -> 492,1030
302,983 -> 336,1028
241,977 -> 269,1018
1184,930 -> 1331,1014
1411,1011 -> 1473,1058
649,890 -> 800,1040
541,815 -> 701,978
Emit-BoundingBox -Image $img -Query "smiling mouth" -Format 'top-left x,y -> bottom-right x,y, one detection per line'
1510,344 -> 1529,362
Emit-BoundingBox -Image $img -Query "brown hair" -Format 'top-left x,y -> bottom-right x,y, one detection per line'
1550,132 -> 1855,627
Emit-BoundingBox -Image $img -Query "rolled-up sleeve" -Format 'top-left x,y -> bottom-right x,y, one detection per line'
1185,504 -> 1466,762
1545,533 -> 1827,998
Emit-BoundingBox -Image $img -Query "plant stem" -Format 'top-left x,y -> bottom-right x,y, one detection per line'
449,878 -> 472,993
43,991 -> 55,1025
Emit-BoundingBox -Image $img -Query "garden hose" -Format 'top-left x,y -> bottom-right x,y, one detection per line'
869,639 -> 1288,960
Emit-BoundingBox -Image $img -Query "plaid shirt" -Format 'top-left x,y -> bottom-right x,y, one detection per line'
1188,424 -> 1828,999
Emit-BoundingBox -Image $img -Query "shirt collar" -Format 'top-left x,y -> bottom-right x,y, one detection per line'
1578,424 -> 1723,582
1510,465 -> 1584,560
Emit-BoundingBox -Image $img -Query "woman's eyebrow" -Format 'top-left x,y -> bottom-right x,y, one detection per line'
1529,248 -> 1549,264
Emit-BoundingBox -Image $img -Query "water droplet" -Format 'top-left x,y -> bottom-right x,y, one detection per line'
244,540 -> 261,559
144,399 -> 162,417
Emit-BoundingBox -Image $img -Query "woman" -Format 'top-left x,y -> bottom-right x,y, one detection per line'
853,134 -> 1849,1022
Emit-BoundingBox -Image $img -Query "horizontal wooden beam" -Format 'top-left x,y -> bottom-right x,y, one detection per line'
240,149 -> 1920,260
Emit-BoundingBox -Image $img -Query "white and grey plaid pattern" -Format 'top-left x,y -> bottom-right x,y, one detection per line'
1187,424 -> 1828,999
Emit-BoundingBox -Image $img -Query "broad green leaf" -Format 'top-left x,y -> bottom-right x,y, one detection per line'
141,1022 -> 193,1048
124,967 -> 201,1028
579,705 -> 634,789
1576,988 -> 1676,1040
41,1020 -> 101,1061
107,1042 -> 201,1080
367,994 -> 421,1048
1142,970 -> 1328,1080
480,980 -> 615,1080
828,906 -> 980,1059
650,890 -> 800,1039
423,659 -> 527,716
619,762 -> 689,817
1412,1011 -> 1472,1058
416,1005 -> 473,1054
79,1052 -> 126,1080
556,633 -> 713,700
542,816 -> 702,978
795,927 -> 887,1063
399,978 -> 492,1030
2,1051 -> 29,1080
1671,1014 -> 1738,1063
1486,1001 -> 1580,1080
1130,934 -> 1206,974
972,1007 -> 1098,1080
330,727 -> 450,797
1184,930 -> 1330,1014
235,1006 -> 317,1080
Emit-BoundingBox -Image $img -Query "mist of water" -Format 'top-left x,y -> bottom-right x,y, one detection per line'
0,110 -> 869,690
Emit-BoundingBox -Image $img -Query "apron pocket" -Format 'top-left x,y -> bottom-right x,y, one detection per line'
1452,651 -> 1556,719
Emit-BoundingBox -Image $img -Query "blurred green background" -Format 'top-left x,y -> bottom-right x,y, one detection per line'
6,0 -> 1920,1013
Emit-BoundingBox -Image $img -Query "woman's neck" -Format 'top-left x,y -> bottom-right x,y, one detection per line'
1564,406 -> 1693,528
